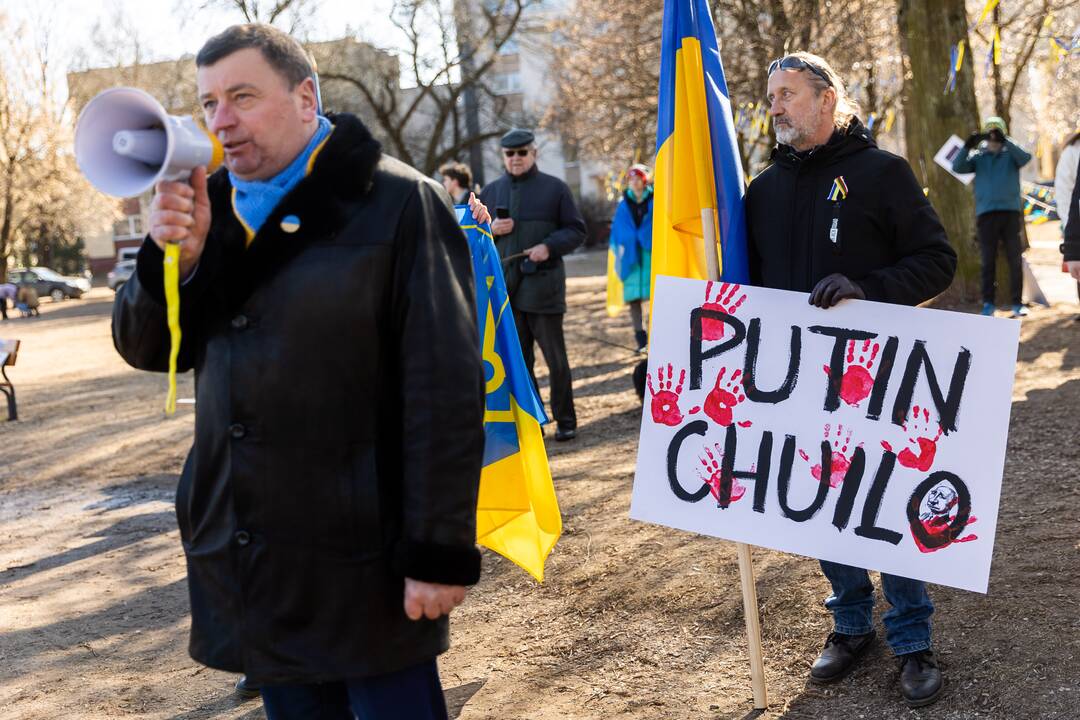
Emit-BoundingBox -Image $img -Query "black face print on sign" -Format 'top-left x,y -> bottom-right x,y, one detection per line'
906,472 -> 974,551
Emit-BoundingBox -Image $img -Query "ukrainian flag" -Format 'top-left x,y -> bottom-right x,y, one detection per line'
456,207 -> 561,582
652,0 -> 749,285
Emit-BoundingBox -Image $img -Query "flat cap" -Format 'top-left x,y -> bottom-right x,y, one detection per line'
500,128 -> 535,148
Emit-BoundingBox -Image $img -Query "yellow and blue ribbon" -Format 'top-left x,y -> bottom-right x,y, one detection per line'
827,176 -> 848,202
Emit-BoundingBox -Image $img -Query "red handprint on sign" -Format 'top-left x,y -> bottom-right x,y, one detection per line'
647,363 -> 686,426
703,367 -> 752,428
700,281 -> 747,340
882,406 -> 943,472
698,442 -> 748,505
799,423 -> 858,488
824,339 -> 880,407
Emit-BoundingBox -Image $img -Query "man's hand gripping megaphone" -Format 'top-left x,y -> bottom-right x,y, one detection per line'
150,167 -> 213,281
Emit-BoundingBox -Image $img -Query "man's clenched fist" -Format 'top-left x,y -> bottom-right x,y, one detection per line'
149,165 -> 212,280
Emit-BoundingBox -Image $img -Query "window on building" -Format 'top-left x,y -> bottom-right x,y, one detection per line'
491,72 -> 523,95
113,215 -> 144,241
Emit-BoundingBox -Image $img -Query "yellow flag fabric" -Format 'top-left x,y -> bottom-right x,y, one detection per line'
652,0 -> 749,293
459,208 -> 561,582
606,246 -> 625,318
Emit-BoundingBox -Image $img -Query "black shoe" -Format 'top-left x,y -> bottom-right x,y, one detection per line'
898,649 -> 943,708
234,675 -> 261,700
634,330 -> 648,353
809,631 -> 876,684
554,427 -> 577,442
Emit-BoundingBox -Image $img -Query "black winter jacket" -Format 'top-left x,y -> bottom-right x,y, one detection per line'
1064,151 -> 1080,262
746,119 -> 957,306
112,114 -> 485,684
479,165 -> 587,313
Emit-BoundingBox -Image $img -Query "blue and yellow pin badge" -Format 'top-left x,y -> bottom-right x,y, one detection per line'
280,215 -> 301,233
827,176 -> 848,201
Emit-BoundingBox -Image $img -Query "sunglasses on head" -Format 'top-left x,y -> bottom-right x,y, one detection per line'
503,148 -> 531,157
768,56 -> 833,87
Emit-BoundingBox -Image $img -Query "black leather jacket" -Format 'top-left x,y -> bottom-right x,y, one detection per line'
112,114 -> 485,684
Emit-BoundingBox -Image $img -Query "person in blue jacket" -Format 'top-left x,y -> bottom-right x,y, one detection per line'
952,117 -> 1032,317
610,164 -> 653,351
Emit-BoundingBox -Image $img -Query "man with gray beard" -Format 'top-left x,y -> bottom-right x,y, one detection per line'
744,52 -> 957,708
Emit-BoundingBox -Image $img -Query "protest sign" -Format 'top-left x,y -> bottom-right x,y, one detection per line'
934,135 -> 975,185
630,277 -> 1020,593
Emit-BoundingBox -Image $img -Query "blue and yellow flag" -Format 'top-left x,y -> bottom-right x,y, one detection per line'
652,0 -> 749,285
456,207 -> 561,582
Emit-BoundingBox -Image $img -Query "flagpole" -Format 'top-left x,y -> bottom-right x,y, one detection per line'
700,207 -> 768,711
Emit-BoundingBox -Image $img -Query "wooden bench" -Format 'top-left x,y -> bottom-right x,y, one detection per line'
0,339 -> 19,421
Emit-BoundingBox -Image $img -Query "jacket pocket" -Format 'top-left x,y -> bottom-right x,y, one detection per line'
345,446 -> 383,555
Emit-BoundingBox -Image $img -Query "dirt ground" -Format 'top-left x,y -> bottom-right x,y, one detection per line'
1,229 -> 1078,720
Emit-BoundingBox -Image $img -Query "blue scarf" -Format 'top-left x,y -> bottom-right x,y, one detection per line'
230,116 -> 332,234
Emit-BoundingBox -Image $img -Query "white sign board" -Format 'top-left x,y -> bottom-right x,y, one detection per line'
934,135 -> 975,185
630,277 -> 1020,593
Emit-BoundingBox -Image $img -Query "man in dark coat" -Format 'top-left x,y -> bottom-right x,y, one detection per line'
479,129 -> 587,441
746,52 -> 957,709
112,24 -> 485,719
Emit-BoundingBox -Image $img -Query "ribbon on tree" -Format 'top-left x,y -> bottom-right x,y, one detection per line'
944,40 -> 966,93
971,0 -> 1000,32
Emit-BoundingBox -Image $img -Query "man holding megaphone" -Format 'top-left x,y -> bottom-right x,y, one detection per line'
110,24 -> 487,719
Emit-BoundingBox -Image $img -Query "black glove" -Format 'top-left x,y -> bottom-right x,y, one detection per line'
809,273 -> 866,308
963,132 -> 986,150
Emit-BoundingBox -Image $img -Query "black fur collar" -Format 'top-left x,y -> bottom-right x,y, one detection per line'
204,113 -> 382,311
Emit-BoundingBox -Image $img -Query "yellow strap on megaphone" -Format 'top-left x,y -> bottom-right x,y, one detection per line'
163,242 -> 182,415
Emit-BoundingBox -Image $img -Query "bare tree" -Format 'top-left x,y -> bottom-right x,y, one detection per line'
0,13 -> 106,281
965,0 -> 1080,128
552,0 -> 901,177
318,0 -> 535,176
194,0 -> 323,33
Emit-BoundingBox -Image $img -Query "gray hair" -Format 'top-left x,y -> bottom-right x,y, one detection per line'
783,51 -> 861,131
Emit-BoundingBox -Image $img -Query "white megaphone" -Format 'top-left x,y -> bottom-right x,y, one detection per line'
75,87 -> 223,198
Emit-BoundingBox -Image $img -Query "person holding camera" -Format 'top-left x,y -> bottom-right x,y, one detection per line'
952,117 -> 1032,317
480,128 -> 587,441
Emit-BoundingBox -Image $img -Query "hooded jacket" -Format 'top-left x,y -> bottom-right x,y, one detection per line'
952,138 -> 1032,216
746,119 -> 957,306
112,114 -> 485,684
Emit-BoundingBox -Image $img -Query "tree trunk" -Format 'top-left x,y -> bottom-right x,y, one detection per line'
991,3 -> 1007,127
897,0 -> 981,301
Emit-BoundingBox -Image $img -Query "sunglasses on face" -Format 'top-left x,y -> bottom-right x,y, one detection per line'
504,149 -> 531,157
768,56 -> 833,87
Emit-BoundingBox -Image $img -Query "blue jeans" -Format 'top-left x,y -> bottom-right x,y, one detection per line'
819,560 -> 934,656
260,659 -> 448,720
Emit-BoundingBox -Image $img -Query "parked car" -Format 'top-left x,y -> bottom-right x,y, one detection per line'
107,260 -> 136,291
8,267 -> 86,302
